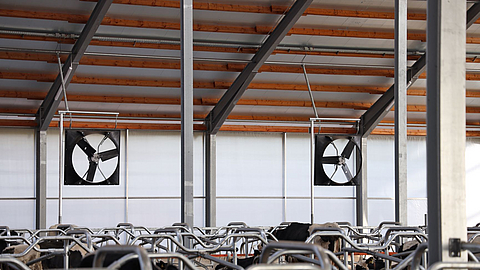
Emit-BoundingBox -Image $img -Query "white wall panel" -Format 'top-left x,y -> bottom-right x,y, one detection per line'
46,198 -> 125,228
407,199 -> 428,226
285,199 -> 311,223
0,128 -> 35,198
285,134 -> 310,197
466,138 -> 480,226
124,130 -> 180,197
128,199 -> 181,228
367,136 -> 395,198
314,199 -> 355,224
368,199 -> 395,227
216,198 -> 284,226
406,137 -> 427,198
0,200 -> 35,228
127,131 -> 204,198
217,132 -> 283,197
194,198 -> 205,227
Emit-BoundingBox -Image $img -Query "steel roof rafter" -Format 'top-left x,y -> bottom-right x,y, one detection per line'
358,2 -> 480,137
204,0 -> 310,134
34,0 -> 113,131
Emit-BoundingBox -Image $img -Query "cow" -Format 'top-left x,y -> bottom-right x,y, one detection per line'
272,222 -> 342,253
1,244 -> 42,270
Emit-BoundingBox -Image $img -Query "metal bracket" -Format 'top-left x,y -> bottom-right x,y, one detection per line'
449,238 -> 461,257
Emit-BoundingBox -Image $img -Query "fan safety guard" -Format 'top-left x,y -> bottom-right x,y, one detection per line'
65,129 -> 120,185
314,135 -> 362,186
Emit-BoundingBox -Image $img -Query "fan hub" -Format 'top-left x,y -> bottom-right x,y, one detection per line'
338,156 -> 346,165
90,153 -> 100,163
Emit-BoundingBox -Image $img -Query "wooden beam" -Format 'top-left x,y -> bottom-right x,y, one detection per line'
2,89 -> 480,113
0,9 -> 431,42
0,51 -> 396,77
81,0 -> 429,20
3,71 -> 480,97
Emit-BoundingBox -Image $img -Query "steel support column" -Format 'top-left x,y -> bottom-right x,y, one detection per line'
427,0 -> 467,263
35,129 -> 47,229
394,0 -> 408,225
181,0 -> 194,227
356,137 -> 368,226
35,0 -> 113,131
205,0 -> 312,134
205,133 -> 216,227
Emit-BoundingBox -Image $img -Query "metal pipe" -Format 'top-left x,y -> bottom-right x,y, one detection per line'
125,129 -> 129,223
282,132 -> 287,222
58,113 -> 64,224
302,64 -> 319,119
310,120 -> 315,224
0,28 -> 429,56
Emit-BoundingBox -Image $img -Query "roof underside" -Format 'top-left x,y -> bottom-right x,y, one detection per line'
1,0 -> 480,135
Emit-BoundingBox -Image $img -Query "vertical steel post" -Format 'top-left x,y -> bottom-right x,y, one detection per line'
310,120 -> 315,224
394,0 -> 408,225
125,129 -> 129,222
356,137 -> 368,226
205,133 -> 216,227
58,113 -> 64,224
282,132 -> 287,222
35,129 -> 47,229
181,0 -> 194,227
426,0 -> 467,263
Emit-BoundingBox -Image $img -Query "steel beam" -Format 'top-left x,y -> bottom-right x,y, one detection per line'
394,0 -> 408,226
205,133 -> 216,227
356,137 -> 368,226
427,0 -> 467,263
35,0 -> 113,131
181,0 -> 194,227
35,129 -> 47,229
359,3 -> 480,137
205,0 -> 312,134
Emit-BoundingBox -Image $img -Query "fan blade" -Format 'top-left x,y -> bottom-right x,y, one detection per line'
341,139 -> 356,159
86,162 -> 97,182
341,163 -> 354,182
98,149 -> 119,161
77,137 -> 96,157
322,156 -> 341,164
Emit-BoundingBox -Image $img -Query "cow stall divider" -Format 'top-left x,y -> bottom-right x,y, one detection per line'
1,222 -> 480,270
308,118 -> 360,224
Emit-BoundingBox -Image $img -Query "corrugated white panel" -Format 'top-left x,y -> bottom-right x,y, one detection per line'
0,200 -> 35,228
367,136 -> 395,198
407,199 -> 428,226
0,128 -> 35,198
368,199 -> 395,227
284,199 -> 311,223
466,138 -> 480,226
127,199 -> 181,228
407,137 -> 427,198
126,130 -> 204,197
314,199 -> 355,224
216,132 -> 283,197
216,198 -> 284,227
46,199 -> 125,228
285,133 -> 310,197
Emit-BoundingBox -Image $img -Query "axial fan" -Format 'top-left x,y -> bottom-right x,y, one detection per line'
314,135 -> 362,186
65,129 -> 120,185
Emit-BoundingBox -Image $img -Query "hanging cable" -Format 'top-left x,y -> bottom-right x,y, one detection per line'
302,64 -> 319,119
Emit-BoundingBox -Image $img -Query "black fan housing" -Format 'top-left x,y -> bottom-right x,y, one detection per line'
65,129 -> 120,185
314,135 -> 362,186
